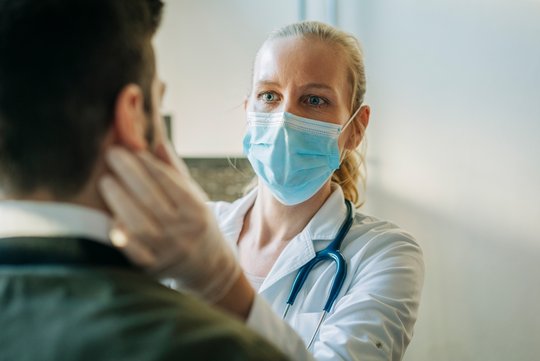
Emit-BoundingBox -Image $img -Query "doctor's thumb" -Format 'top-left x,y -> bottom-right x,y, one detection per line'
153,142 -> 191,176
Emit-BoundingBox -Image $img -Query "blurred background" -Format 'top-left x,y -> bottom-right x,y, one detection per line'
154,1 -> 540,360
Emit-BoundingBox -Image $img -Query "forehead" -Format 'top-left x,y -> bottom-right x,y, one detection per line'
254,36 -> 350,93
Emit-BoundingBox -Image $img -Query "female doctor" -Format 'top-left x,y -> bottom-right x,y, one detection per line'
100,21 -> 424,361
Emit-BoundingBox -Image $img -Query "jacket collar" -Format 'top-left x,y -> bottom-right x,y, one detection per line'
0,236 -> 134,268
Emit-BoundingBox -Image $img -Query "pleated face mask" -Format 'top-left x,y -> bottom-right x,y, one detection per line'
243,109 -> 359,205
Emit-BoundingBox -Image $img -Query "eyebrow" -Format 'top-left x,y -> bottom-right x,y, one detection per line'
254,80 -> 335,93
254,80 -> 280,88
300,83 -> 334,92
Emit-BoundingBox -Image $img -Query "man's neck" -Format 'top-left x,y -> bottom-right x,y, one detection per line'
7,190 -> 108,214
2,158 -> 111,215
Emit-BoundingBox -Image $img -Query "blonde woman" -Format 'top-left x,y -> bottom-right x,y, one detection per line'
101,21 -> 424,361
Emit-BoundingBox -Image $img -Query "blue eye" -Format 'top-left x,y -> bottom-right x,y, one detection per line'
306,96 -> 327,106
260,92 -> 278,102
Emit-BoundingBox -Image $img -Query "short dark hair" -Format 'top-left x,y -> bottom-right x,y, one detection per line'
0,0 -> 164,198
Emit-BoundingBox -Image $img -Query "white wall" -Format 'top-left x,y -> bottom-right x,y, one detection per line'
353,1 -> 540,360
153,0 -> 342,156
356,0 -> 540,244
155,1 -> 540,360
154,0 -> 297,156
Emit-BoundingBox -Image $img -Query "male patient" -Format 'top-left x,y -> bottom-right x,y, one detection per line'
0,0 -> 287,360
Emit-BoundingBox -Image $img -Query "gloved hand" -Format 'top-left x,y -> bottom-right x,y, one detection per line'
99,144 -> 242,303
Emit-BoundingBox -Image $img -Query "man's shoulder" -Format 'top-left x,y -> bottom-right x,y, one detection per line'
0,266 -> 289,360
102,269 -> 291,360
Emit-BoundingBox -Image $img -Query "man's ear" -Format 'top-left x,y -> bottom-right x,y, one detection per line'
243,95 -> 249,111
345,105 -> 370,150
114,84 -> 148,151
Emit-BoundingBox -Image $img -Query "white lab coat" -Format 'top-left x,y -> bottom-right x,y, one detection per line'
209,186 -> 424,361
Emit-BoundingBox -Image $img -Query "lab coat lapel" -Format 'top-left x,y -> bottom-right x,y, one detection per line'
258,185 -> 349,293
258,231 -> 316,293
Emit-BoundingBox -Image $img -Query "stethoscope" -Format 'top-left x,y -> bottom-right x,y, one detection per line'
282,200 -> 354,349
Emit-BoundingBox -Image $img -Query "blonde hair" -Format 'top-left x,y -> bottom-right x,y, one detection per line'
262,21 -> 368,207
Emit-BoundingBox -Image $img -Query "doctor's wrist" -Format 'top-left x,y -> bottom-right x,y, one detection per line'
214,272 -> 255,321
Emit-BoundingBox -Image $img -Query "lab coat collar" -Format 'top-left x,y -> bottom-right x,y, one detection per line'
260,184 -> 352,293
218,188 -> 259,238
303,184 -> 351,243
213,185 -> 352,293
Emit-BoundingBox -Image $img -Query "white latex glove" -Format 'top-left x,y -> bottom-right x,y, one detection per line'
98,145 -> 241,303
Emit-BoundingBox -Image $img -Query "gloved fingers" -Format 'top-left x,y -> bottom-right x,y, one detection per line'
99,175 -> 164,253
109,220 -> 195,275
137,150 -> 210,208
153,141 -> 191,177
105,147 -> 177,222
100,145 -> 242,303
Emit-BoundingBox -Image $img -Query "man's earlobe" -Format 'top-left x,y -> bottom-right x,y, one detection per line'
114,84 -> 148,151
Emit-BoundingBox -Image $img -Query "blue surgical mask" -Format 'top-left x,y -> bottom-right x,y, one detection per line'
243,109 -> 360,205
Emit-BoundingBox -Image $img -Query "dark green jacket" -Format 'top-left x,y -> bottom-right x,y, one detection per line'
0,237 -> 289,361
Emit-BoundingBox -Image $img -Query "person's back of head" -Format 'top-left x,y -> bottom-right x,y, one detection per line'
0,2 -> 291,360
0,0 -> 160,199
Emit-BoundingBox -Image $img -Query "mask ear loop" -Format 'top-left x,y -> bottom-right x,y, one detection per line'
341,106 -> 362,132
339,106 -> 363,163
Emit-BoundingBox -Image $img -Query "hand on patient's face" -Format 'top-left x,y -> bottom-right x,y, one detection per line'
98,144 -> 241,302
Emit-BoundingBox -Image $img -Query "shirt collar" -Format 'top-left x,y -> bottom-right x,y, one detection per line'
0,201 -> 112,245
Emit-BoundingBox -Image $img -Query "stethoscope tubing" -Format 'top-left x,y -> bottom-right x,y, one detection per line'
282,200 -> 354,349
